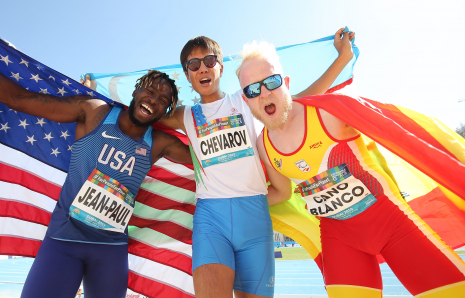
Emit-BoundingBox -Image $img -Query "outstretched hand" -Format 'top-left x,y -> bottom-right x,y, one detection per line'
334,27 -> 355,61
80,74 -> 97,90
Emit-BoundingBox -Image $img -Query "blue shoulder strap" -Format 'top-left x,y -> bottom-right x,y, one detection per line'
103,106 -> 121,125
143,126 -> 153,148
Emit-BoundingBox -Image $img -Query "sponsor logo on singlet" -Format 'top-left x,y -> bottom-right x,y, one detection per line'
230,107 -> 239,115
196,114 -> 254,168
295,159 -> 311,172
309,141 -> 323,149
274,158 -> 283,170
102,131 -> 121,140
295,164 -> 377,220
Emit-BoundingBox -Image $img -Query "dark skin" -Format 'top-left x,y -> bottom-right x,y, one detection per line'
0,73 -> 192,164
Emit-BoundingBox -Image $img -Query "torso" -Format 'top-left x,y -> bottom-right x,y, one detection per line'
184,90 -> 267,199
263,105 -> 402,220
46,106 -> 154,244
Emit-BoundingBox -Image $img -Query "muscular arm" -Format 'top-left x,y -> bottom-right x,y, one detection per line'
0,72 -> 105,124
257,132 -> 292,206
292,28 -> 355,99
151,130 -> 192,164
157,106 -> 186,132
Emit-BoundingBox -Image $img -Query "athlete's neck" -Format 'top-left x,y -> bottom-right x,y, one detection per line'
199,89 -> 225,104
119,110 -> 149,141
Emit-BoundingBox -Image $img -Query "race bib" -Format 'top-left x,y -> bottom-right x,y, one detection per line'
195,114 -> 254,168
295,164 -> 376,220
69,169 -> 135,233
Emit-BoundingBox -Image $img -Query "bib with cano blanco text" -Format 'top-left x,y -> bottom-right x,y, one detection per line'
294,164 -> 377,220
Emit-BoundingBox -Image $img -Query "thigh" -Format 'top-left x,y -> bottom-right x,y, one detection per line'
232,195 -> 274,297
83,243 -> 128,298
233,238 -> 274,298
321,233 -> 382,292
382,214 -> 465,297
21,237 -> 84,298
193,263 -> 235,298
192,199 -> 235,271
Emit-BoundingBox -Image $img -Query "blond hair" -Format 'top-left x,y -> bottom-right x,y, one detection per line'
236,40 -> 283,78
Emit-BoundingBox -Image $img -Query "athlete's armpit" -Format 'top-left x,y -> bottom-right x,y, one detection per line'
151,131 -> 192,164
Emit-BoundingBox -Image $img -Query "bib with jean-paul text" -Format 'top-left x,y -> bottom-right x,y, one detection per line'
193,105 -> 254,168
69,169 -> 134,233
295,164 -> 377,220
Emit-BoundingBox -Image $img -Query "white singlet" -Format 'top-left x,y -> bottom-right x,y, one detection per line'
184,90 -> 267,199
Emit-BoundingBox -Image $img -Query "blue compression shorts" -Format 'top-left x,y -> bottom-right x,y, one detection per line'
192,194 -> 275,297
21,237 -> 128,298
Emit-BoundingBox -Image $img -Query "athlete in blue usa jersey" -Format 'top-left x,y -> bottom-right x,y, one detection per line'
0,70 -> 192,298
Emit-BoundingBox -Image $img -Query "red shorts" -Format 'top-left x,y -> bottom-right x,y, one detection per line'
320,194 -> 465,296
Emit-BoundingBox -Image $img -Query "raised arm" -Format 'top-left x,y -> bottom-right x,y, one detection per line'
292,28 -> 355,99
151,130 -> 192,164
0,72 -> 105,124
158,106 -> 186,132
257,132 -> 292,206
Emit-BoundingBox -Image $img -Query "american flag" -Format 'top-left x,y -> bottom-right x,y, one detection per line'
135,146 -> 147,156
0,38 -> 196,297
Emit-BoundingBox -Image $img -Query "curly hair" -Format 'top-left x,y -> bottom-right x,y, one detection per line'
134,70 -> 179,117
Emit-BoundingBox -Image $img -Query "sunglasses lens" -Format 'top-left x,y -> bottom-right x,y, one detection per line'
204,55 -> 217,68
264,75 -> 282,90
244,83 -> 261,98
188,59 -> 201,71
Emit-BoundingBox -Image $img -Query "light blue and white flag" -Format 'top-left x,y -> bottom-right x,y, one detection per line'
82,32 -> 359,106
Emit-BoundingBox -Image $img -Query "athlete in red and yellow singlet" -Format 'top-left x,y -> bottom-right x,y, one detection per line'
263,105 -> 465,297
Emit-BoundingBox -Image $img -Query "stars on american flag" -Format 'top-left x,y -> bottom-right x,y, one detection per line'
39,88 -> 50,94
0,54 -> 13,66
10,72 -> 23,81
25,135 -> 37,145
0,122 -> 11,133
60,130 -> 70,140
0,42 -> 109,170
176,86 -> 181,93
43,132 -> 54,141
50,147 -> 61,157
30,73 -> 42,83
18,119 -> 29,129
62,79 -> 72,86
57,87 -> 67,96
19,58 -> 29,67
36,118 -> 46,127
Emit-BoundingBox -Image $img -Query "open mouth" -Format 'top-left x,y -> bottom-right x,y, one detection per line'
199,78 -> 211,87
140,103 -> 153,116
264,103 -> 276,116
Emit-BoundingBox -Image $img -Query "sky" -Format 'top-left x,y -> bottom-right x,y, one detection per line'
1,0 -> 464,130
